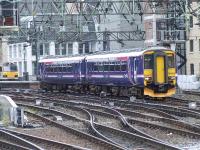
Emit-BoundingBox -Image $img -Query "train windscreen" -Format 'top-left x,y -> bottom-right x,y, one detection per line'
10,64 -> 17,71
167,55 -> 175,68
144,54 -> 153,69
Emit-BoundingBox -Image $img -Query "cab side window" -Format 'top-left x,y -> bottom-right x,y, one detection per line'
0,66 -> 3,72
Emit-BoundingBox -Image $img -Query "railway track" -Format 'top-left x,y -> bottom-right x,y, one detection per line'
2,88 -> 200,149
0,140 -> 30,150
2,128 -> 87,150
72,102 -> 200,149
0,129 -> 43,150
16,103 -> 122,150
15,101 -> 179,149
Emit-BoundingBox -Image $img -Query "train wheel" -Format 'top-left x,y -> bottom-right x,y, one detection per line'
136,88 -> 144,99
120,87 -> 128,97
95,86 -> 101,95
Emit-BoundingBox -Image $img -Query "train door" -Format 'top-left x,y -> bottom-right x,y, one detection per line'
133,58 -> 137,83
80,59 -> 86,83
156,56 -> 165,83
154,51 -> 168,85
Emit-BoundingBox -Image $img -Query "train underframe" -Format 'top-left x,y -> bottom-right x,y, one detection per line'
40,82 -> 152,98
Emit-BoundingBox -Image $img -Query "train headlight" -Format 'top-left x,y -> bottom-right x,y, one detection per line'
145,77 -> 152,81
168,76 -> 176,80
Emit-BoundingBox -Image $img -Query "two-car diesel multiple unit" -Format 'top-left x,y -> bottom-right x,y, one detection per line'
38,47 -> 176,98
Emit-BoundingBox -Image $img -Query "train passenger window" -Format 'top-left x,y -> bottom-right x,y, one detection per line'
121,61 -> 127,71
0,67 -> 2,72
104,65 -> 109,71
56,66 -> 59,72
54,67 -> 59,72
87,64 -> 91,72
52,67 -> 56,72
48,67 -> 51,72
110,65 -> 115,71
48,67 -> 51,73
58,67 -> 63,72
121,64 -> 127,71
98,65 -> 104,72
94,65 -> 98,71
45,67 -> 48,73
63,66 -> 67,72
115,65 -> 120,71
72,64 -> 75,73
168,55 -> 175,68
144,55 -> 153,69
67,65 -> 73,72
50,67 -> 54,72
46,67 -> 51,72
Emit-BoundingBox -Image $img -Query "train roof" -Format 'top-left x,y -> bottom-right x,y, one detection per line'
86,47 -> 169,62
39,47 -> 171,63
39,56 -> 85,63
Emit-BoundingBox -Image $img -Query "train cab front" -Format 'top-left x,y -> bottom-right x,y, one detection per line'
143,50 -> 176,98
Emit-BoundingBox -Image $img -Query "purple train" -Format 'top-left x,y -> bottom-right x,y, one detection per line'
38,47 -> 176,98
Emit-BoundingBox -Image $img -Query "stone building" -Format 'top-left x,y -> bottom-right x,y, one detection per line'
186,1 -> 200,75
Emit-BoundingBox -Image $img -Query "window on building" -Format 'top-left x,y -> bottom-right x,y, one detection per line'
190,16 -> 193,28
13,45 -> 17,58
68,43 -> 73,55
40,44 -> 43,56
85,43 -> 89,53
23,44 -> 27,58
61,43 -> 66,55
9,45 -> 12,58
55,44 -> 60,55
44,43 -> 50,55
199,63 -> 200,75
18,62 -> 22,76
79,43 -> 84,54
32,43 -> 36,56
190,63 -> 194,75
190,40 -> 193,52
32,61 -> 36,75
199,39 -> 200,51
18,44 -> 22,58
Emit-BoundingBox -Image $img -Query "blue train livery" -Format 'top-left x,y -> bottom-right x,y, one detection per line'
38,47 -> 176,98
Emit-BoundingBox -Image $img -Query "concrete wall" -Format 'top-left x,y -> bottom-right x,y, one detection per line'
0,95 -> 17,124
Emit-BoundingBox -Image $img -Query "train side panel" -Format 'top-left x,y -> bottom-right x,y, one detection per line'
39,60 -> 84,85
85,57 -> 137,87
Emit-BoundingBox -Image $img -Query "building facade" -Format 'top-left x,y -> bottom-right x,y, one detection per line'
186,1 -> 200,75
144,1 -> 187,74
